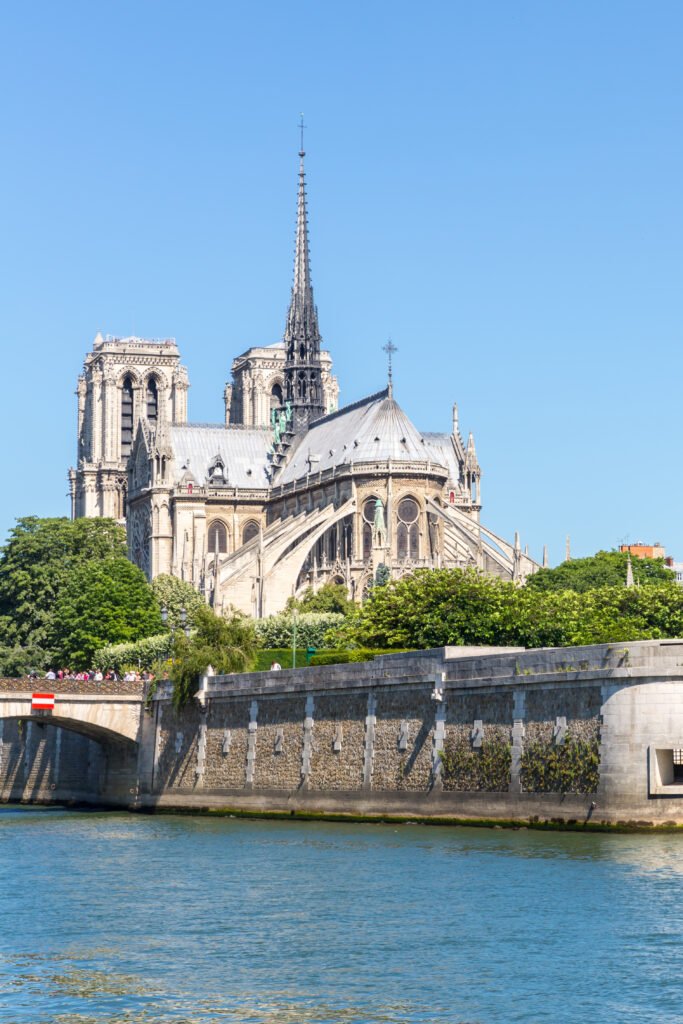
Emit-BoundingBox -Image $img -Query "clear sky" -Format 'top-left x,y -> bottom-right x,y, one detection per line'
1,1 -> 682,566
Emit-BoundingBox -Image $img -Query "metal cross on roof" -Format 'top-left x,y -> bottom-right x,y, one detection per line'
299,112 -> 306,155
382,339 -> 398,396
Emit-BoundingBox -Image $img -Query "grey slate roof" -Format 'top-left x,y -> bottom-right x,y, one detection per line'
421,432 -> 463,486
277,389 -> 454,485
170,424 -> 271,488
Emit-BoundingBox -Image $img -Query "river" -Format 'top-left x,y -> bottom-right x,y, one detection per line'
0,807 -> 681,1023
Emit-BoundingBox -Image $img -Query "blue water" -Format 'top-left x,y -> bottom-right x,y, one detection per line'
0,808 -> 682,1023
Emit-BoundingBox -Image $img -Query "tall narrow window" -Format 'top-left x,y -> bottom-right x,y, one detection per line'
270,383 -> 283,414
243,521 -> 260,545
207,521 -> 228,554
397,497 -> 419,560
121,376 -> 134,457
362,498 -> 377,562
146,378 -> 158,424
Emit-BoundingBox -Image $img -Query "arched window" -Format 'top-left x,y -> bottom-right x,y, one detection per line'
207,521 -> 228,555
270,382 -> 283,414
397,497 -> 419,560
362,498 -> 378,562
146,377 -> 158,424
243,520 -> 260,545
121,376 -> 134,457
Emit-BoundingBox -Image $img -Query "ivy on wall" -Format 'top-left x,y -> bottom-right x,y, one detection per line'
520,735 -> 599,794
440,739 -> 512,792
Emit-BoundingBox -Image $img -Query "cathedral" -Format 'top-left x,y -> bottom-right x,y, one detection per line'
69,140 -> 539,616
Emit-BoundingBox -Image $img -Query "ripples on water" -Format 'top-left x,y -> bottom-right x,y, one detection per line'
0,807 -> 682,1023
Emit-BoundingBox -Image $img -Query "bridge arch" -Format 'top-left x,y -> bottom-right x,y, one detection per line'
0,694 -> 142,745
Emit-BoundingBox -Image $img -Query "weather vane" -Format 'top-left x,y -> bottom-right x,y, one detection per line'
299,112 -> 306,155
383,338 -> 397,395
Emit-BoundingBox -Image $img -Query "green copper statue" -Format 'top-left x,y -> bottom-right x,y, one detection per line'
372,497 -> 387,547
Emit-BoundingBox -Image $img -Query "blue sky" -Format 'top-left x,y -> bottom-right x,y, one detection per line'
1,1 -> 682,565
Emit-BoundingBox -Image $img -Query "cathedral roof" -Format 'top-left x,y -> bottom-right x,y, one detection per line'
170,424 -> 271,488
277,389 -> 452,485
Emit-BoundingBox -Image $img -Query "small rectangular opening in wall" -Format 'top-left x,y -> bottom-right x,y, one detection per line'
649,746 -> 683,796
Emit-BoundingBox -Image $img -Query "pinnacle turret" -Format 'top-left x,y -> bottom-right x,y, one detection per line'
283,122 -> 325,431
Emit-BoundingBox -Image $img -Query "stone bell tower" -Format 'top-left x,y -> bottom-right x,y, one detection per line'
69,333 -> 189,521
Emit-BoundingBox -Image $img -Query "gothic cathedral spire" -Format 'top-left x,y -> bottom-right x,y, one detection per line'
283,119 -> 325,431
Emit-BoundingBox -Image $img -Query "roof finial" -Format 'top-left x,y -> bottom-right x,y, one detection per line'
299,112 -> 306,157
383,338 -> 397,398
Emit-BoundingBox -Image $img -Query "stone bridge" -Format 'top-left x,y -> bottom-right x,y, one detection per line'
0,678 -> 148,806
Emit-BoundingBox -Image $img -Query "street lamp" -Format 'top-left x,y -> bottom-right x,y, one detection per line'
180,606 -> 190,638
292,607 -> 298,669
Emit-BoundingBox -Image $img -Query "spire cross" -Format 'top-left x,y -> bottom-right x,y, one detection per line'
299,112 -> 306,156
383,339 -> 397,396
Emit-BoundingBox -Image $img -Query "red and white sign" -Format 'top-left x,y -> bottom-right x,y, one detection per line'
31,693 -> 55,711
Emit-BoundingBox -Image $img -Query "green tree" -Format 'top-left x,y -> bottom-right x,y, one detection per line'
337,567 -> 683,652
171,605 -> 259,710
0,517 -> 128,660
337,568 -> 520,649
525,550 -> 674,593
285,582 -> 354,616
151,574 -> 205,630
49,557 -> 163,669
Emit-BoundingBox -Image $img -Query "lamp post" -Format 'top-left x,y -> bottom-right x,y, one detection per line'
180,606 -> 190,639
292,607 -> 298,669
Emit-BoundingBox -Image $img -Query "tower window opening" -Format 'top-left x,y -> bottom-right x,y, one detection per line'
121,376 -> 134,457
146,378 -> 158,424
270,382 -> 283,413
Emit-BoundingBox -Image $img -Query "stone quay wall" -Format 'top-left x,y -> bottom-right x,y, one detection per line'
6,640 -> 683,825
137,640 -> 683,825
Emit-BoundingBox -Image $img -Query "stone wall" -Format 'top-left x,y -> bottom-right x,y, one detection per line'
139,643 -> 614,819
8,640 -> 683,825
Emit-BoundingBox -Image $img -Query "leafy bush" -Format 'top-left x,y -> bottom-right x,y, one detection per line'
285,583 -> 355,616
526,550 -> 674,593
151,575 -> 204,630
170,606 -> 258,710
0,645 -> 47,678
254,613 -> 344,649
308,648 -> 404,666
335,566 -> 683,651
95,633 -> 173,673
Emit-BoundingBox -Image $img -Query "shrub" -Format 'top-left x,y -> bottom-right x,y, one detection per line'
254,613 -> 344,649
95,633 -> 173,673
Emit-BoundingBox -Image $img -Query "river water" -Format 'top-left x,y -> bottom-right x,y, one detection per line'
0,808 -> 682,1023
